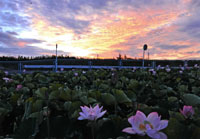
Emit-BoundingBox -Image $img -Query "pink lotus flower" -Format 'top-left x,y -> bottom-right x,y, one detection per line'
152,71 -> 156,76
3,77 -> 13,83
194,64 -> 199,68
179,70 -> 183,74
78,104 -> 106,121
82,71 -> 86,74
149,69 -> 154,72
157,65 -> 161,70
74,72 -> 78,76
180,105 -> 194,119
16,84 -> 23,91
4,71 -> 8,75
123,111 -> 168,139
165,68 -> 171,72
180,67 -> 184,70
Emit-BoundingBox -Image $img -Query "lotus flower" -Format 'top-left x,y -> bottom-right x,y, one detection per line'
149,69 -> 154,72
4,71 -> 8,75
180,105 -> 194,119
157,65 -> 161,70
16,84 -> 23,91
180,67 -> 184,70
3,77 -> 13,83
123,111 -> 168,139
74,72 -> 78,76
149,69 -> 156,75
165,68 -> 171,72
152,71 -> 156,76
194,64 -> 199,68
78,104 -> 106,121
179,70 -> 183,74
82,71 -> 86,74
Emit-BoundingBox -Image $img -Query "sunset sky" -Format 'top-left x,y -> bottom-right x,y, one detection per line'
0,0 -> 200,59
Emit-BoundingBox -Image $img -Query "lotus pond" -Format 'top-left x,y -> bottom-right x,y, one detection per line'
1,67 -> 200,139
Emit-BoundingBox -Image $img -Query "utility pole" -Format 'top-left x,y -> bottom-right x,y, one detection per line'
142,44 -> 148,68
55,44 -> 58,72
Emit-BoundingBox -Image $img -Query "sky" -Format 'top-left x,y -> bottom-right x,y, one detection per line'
0,0 -> 200,60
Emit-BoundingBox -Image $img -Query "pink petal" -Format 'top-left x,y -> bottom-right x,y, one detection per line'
128,116 -> 135,126
78,112 -> 86,120
147,112 -> 160,128
127,116 -> 145,134
97,110 -> 106,119
136,111 -> 147,120
79,112 -> 87,118
147,130 -> 167,139
81,106 -> 90,114
122,127 -> 136,134
157,120 -> 168,130
130,111 -> 146,127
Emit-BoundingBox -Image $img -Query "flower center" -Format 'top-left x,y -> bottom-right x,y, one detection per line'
139,121 -> 153,131
139,124 -> 146,130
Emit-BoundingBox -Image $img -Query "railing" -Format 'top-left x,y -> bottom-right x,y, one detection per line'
0,59 -> 196,73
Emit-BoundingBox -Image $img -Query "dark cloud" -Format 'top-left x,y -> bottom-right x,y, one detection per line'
56,17 -> 90,34
179,17 -> 200,39
0,30 -> 44,47
26,0 -> 113,34
0,29 -> 68,57
0,11 -> 30,28
0,45 -> 69,57
157,44 -> 190,50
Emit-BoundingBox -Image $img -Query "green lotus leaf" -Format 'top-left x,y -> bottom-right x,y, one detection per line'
80,96 -> 88,105
115,81 -> 123,89
29,111 -> 43,124
70,101 -> 81,112
101,93 -> 116,105
13,118 -> 36,138
25,83 -> 35,89
21,87 -> 30,94
88,97 -> 97,104
192,87 -> 200,94
59,89 -> 71,101
32,100 -> 43,112
0,107 -> 10,116
88,90 -> 101,100
182,93 -> 200,106
49,90 -> 59,100
165,118 -> 185,139
168,111 -> 185,121
70,110 -> 79,119
178,85 -> 188,93
126,90 -> 137,102
24,74 -> 32,82
168,96 -> 178,103
72,77 -> 79,84
49,83 -> 63,90
35,87 -> 48,99
80,75 -> 87,82
113,90 -> 131,103
64,101 -> 72,111
189,78 -> 195,84
99,83 -> 110,91
10,93 -> 21,105
127,79 -> 139,90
